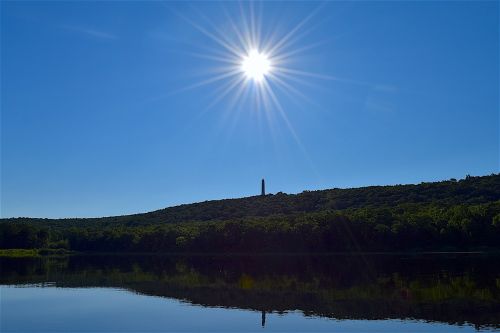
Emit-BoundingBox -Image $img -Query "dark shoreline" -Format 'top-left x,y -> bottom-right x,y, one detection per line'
2,248 -> 500,257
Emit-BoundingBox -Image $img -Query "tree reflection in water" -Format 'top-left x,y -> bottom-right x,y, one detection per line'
1,253 -> 499,330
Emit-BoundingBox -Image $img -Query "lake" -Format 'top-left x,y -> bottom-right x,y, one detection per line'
1,253 -> 499,332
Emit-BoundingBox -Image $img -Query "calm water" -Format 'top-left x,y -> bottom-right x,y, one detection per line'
1,254 -> 499,332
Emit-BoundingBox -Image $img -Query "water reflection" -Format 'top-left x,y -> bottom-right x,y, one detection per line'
1,254 -> 499,330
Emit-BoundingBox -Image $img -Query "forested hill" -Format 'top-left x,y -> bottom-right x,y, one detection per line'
3,174 -> 500,226
2,174 -> 500,252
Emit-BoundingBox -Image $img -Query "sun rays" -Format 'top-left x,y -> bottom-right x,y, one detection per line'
169,2 -> 332,156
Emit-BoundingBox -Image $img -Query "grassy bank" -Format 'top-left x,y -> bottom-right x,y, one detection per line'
0,248 -> 74,257
0,249 -> 40,257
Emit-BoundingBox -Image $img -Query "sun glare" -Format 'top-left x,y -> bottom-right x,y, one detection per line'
175,2 -> 327,150
241,49 -> 271,82
172,3 -> 328,166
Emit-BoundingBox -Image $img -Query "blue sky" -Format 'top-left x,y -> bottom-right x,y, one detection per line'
1,1 -> 498,218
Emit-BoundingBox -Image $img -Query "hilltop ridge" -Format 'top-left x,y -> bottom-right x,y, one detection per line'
3,173 -> 499,226
1,174 -> 499,253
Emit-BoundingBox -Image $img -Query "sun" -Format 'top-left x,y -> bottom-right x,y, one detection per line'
241,49 -> 271,83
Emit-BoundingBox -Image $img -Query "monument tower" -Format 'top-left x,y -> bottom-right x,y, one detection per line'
261,179 -> 265,196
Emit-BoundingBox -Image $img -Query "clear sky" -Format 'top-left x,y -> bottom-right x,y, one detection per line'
1,1 -> 498,218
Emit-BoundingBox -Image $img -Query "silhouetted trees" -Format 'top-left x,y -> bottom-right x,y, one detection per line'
1,174 -> 499,252
0,224 -> 49,249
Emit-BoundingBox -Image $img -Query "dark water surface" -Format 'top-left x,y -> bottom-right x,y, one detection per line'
1,253 -> 499,332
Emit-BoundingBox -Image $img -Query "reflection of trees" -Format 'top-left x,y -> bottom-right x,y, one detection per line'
1,254 -> 499,329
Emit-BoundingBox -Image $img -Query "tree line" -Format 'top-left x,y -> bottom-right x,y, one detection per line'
1,174 -> 499,252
